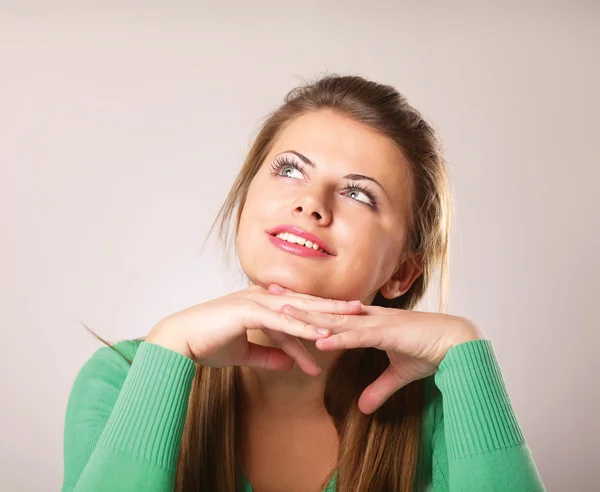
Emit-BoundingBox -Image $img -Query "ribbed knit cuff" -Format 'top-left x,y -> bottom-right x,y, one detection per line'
434,339 -> 525,462
97,341 -> 196,469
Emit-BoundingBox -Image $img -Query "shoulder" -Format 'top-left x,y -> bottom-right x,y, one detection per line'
106,338 -> 145,364
88,338 -> 143,366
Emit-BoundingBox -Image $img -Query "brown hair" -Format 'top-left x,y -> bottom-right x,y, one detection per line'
175,74 -> 454,491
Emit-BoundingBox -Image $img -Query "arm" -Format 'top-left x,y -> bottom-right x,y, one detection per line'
432,339 -> 545,492
62,341 -> 196,492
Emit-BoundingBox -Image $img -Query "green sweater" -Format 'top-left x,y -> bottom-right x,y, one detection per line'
62,339 -> 545,491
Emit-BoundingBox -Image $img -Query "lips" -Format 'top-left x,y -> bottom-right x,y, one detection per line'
266,224 -> 334,255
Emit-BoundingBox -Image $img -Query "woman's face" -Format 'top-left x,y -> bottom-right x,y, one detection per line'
237,110 -> 417,303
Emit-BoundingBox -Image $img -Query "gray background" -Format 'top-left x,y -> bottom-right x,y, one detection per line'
1,2 -> 598,491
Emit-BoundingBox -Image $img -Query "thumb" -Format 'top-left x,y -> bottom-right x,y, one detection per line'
357,365 -> 412,415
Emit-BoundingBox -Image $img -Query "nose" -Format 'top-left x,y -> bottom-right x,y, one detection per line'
291,191 -> 332,225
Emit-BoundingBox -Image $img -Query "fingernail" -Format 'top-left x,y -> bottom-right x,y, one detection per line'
348,300 -> 362,306
269,284 -> 285,294
317,328 -> 330,335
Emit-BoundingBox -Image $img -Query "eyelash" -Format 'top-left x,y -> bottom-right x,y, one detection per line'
269,155 -> 380,210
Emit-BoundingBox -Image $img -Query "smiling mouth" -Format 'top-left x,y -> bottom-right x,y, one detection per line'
266,224 -> 334,256
269,231 -> 332,255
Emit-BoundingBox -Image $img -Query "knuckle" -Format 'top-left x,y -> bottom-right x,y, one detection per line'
327,312 -> 346,325
357,330 -> 370,345
295,299 -> 311,310
281,312 -> 308,330
237,299 -> 262,316
350,330 -> 365,346
241,285 -> 262,299
246,299 -> 261,308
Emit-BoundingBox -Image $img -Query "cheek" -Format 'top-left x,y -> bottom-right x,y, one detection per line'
237,178 -> 271,234
245,175 -> 287,214
236,196 -> 262,261
339,226 -> 399,284
339,219 -> 388,258
236,184 -> 281,271
236,210 -> 260,281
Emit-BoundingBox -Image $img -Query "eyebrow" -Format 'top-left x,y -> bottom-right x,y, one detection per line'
283,150 -> 385,190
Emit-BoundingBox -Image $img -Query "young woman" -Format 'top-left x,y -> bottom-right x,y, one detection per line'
62,75 -> 545,491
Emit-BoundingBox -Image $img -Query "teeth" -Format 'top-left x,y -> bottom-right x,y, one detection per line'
275,233 -> 327,254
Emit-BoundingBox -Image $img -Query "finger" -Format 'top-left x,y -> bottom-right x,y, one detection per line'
267,284 -> 363,312
262,329 -> 321,376
267,283 -> 287,294
268,284 -> 321,299
262,296 -> 362,317
280,304 -> 351,334
245,302 -> 331,340
286,296 -> 363,315
245,302 -> 326,375
357,365 -> 412,415
314,328 -> 378,351
242,342 -> 295,372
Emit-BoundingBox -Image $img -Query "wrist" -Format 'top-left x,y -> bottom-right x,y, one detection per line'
146,321 -> 193,360
449,317 -> 485,348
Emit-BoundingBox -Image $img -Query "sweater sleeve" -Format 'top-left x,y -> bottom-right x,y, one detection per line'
62,341 -> 196,492
431,339 -> 545,492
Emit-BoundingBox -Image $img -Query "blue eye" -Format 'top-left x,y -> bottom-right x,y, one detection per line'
346,188 -> 372,205
269,156 -> 305,179
343,182 -> 379,210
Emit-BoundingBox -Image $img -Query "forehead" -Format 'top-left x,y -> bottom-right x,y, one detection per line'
271,110 -> 413,214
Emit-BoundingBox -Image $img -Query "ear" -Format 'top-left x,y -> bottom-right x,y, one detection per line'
379,253 -> 424,300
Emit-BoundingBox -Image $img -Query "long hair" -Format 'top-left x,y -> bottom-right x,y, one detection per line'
174,74 -> 455,491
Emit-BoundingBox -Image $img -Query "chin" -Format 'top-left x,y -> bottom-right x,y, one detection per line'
249,268 -> 366,302
240,249 -> 369,301
251,268 -> 318,294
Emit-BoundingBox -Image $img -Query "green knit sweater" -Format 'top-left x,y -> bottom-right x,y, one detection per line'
62,339 -> 545,491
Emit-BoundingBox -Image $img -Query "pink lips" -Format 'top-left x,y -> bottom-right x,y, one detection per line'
266,224 -> 334,258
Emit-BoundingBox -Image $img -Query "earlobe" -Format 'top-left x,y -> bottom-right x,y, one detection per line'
379,255 -> 424,300
379,277 -> 404,299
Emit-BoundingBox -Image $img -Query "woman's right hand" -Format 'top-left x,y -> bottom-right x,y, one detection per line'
145,284 -> 363,376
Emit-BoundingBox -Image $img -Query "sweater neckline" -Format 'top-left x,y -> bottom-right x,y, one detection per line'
241,471 -> 337,491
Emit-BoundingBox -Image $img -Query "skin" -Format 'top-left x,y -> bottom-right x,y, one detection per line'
236,109 -> 424,415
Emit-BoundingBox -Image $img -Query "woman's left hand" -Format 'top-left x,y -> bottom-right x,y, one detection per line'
267,284 -> 484,415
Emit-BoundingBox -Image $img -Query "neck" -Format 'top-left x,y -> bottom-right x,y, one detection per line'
239,329 -> 344,417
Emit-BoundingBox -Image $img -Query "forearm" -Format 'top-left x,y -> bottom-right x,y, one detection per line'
64,342 -> 196,491
433,340 -> 545,491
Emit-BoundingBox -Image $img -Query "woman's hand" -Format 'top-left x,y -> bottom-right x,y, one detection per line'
268,284 -> 484,414
145,284 -> 364,376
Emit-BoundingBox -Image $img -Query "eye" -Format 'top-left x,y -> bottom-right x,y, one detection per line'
269,155 -> 305,180
346,189 -> 370,204
343,182 -> 379,210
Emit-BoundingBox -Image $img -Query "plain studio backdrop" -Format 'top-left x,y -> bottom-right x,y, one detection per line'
1,2 -> 598,491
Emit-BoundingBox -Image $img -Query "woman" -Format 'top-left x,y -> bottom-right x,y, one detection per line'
62,75 -> 545,491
